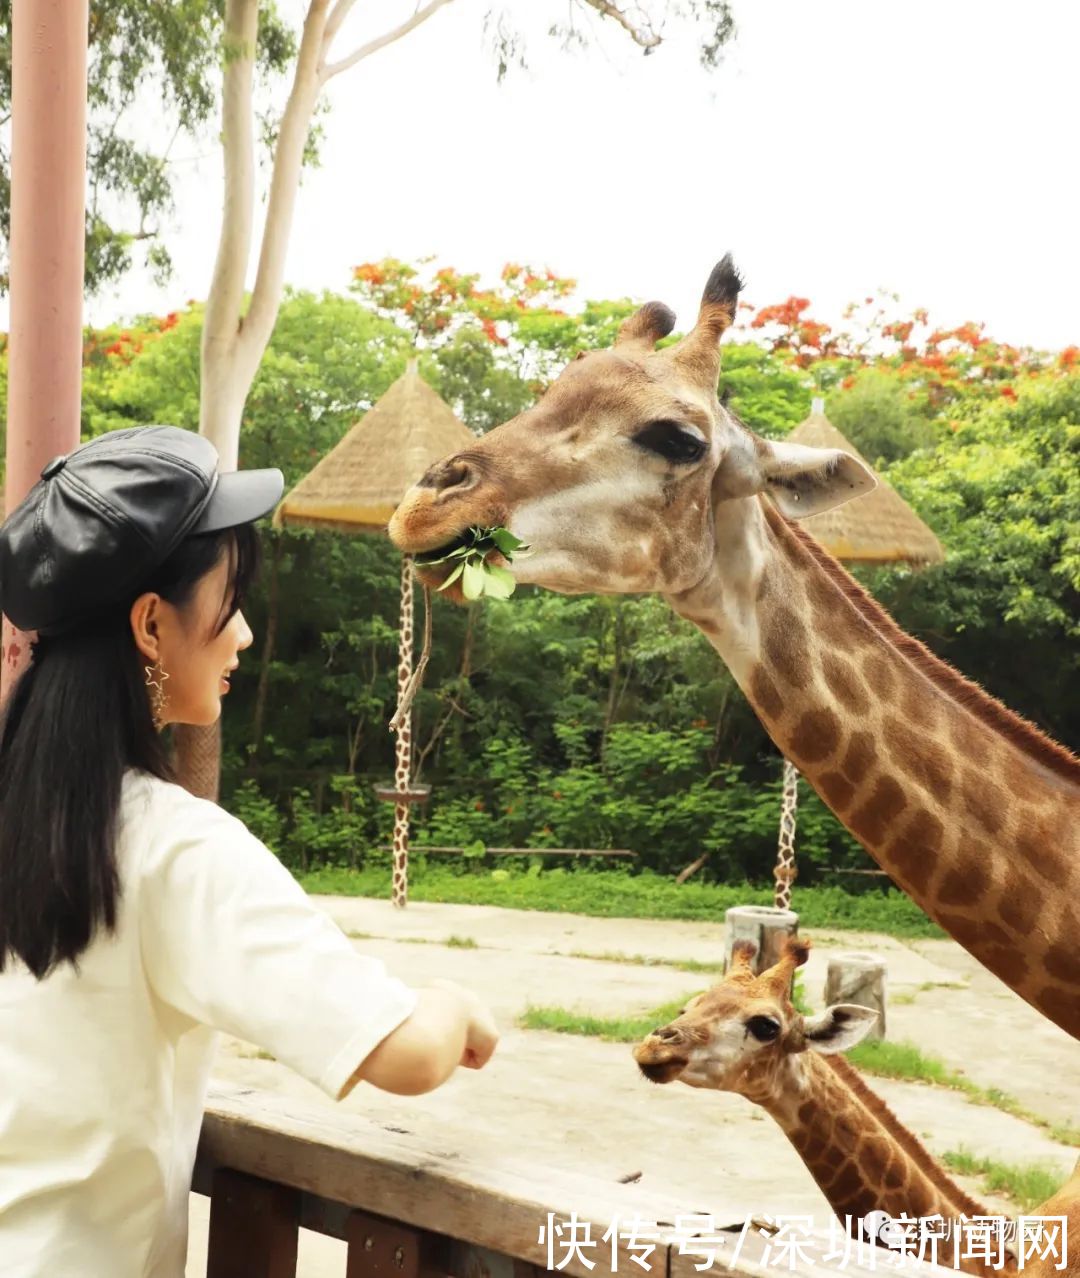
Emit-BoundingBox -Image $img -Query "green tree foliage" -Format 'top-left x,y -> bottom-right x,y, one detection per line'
0,0 -> 297,293
824,367 -> 937,465
874,373 -> 1080,736
4,265 -> 1075,888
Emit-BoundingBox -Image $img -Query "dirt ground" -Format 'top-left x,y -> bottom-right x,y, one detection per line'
186,897 -> 1079,1277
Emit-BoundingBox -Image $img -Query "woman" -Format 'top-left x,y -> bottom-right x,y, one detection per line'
0,425 -> 498,1278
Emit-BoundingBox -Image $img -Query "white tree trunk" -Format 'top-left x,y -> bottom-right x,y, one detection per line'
200,0 -> 259,464
184,0 -> 456,799
199,0 -> 455,458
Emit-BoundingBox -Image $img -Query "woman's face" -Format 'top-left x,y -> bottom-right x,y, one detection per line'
135,551 -> 254,728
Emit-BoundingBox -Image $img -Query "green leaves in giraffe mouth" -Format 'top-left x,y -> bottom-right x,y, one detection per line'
414,525 -> 530,601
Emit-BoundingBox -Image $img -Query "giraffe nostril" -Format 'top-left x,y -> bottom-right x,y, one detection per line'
655,1026 -> 681,1042
421,456 -> 474,495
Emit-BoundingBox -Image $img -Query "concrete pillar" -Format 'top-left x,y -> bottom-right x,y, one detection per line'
824,951 -> 887,1040
2,0 -> 88,698
724,904 -> 799,975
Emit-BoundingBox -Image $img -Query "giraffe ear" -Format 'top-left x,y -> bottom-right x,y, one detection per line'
758,441 -> 876,518
803,1004 -> 878,1054
715,437 -> 876,518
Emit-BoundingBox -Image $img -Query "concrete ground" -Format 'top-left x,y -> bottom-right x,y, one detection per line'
187,897 -> 1079,1277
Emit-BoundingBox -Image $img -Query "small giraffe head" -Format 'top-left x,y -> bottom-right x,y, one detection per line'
389,255 -> 875,600
632,938 -> 877,1099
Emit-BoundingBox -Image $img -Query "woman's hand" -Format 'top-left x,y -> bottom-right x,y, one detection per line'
431,978 -> 499,1069
343,978 -> 498,1098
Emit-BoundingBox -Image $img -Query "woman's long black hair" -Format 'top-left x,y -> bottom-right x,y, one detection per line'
0,524 -> 260,979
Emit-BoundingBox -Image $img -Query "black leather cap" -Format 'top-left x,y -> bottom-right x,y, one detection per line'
0,425 -> 284,635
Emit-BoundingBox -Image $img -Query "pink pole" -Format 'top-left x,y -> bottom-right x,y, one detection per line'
2,0 -> 88,698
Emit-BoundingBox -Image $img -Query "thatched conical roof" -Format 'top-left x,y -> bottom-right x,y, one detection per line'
274,360 -> 475,534
788,400 -> 944,565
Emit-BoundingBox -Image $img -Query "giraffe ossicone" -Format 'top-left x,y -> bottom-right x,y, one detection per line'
389,255 -> 1080,1040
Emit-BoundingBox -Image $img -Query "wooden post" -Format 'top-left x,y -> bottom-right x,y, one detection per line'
724,905 -> 799,975
824,951 -> 887,1040
206,1168 -> 299,1278
2,0 -> 88,702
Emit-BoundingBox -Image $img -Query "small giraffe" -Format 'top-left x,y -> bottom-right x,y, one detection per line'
633,938 -> 1014,1278
389,255 -> 1080,1039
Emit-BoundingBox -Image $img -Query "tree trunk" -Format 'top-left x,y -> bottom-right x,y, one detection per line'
250,531 -> 283,756
176,0 -> 455,799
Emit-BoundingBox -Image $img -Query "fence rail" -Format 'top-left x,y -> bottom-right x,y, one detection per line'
192,1083 -> 956,1278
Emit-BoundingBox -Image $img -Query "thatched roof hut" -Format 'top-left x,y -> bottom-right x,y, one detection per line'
789,399 -> 944,565
274,360 -> 474,534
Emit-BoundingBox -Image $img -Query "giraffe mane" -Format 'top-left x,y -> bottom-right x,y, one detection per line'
767,503 -> 1080,786
824,1055 -> 990,1218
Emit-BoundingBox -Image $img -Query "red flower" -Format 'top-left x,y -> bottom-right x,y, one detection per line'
1059,346 -> 1079,369
952,321 -> 984,348
797,319 -> 831,349
352,263 -> 385,285
751,296 -> 810,329
1000,385 -> 1017,401
840,375 -> 856,390
882,320 -> 913,344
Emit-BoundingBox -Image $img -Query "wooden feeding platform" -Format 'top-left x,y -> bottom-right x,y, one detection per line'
193,1084 -> 956,1278
373,783 -> 432,806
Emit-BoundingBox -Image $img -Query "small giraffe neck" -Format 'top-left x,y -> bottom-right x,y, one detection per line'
755,1051 -> 986,1222
746,1053 -> 1010,1278
669,498 -> 1080,1040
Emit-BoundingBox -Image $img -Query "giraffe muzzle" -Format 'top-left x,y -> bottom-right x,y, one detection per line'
632,1033 -> 689,1084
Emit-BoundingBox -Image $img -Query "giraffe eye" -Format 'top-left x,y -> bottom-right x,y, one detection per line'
632,420 -> 708,464
746,1015 -> 780,1042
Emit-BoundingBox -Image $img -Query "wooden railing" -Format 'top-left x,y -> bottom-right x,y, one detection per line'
192,1083 -> 959,1278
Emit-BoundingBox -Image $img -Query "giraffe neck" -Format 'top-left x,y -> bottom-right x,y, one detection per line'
749,1051 -> 986,1223
667,497 -> 1080,1039
742,1053 -> 1008,1277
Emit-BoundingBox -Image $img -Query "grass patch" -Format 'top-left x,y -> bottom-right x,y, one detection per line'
301,864 -> 946,939
940,1150 -> 1062,1212
848,1038 -> 963,1086
520,979 -> 810,1044
566,949 -> 722,974
445,934 -> 479,949
520,996 -> 694,1043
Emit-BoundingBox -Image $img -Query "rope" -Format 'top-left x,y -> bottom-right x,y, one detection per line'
774,756 -> 800,910
389,582 -> 433,734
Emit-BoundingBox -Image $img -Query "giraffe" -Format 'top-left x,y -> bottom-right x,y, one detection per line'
633,936 -> 1017,1278
388,254 -> 1080,1040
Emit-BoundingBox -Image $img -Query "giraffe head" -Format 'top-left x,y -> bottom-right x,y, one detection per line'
632,938 -> 877,1100
389,255 -> 875,600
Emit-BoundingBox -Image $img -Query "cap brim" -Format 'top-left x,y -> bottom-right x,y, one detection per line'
193,468 -> 285,535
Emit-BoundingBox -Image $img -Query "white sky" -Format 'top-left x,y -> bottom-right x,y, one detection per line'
30,0 -> 1080,349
